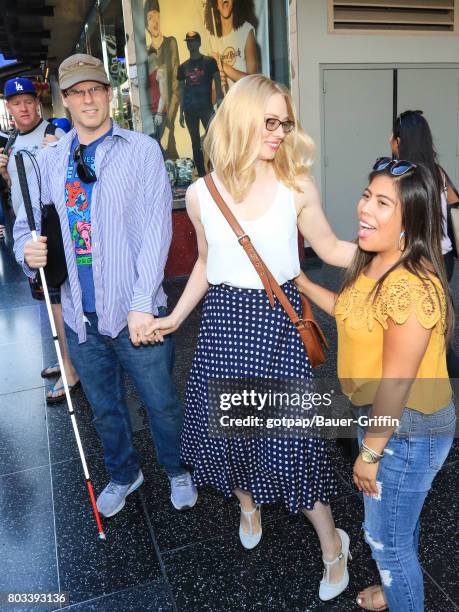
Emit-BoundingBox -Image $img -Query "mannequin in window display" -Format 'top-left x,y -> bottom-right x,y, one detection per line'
177,31 -> 222,177
204,0 -> 258,93
148,55 -> 168,146
144,0 -> 180,158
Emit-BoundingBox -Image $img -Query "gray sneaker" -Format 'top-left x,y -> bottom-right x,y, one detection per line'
96,470 -> 144,517
170,472 -> 198,510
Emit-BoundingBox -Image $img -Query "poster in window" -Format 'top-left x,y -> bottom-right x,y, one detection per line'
125,0 -> 270,192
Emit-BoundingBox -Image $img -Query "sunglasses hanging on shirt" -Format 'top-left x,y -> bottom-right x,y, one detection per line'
74,144 -> 97,183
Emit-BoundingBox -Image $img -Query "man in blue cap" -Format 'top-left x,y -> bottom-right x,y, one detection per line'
0,77 -> 66,215
0,76 -> 80,404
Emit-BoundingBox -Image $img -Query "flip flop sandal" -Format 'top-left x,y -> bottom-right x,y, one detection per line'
46,380 -> 81,406
356,585 -> 388,611
41,362 -> 61,379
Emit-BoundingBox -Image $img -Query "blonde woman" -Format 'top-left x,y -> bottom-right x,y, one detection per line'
147,75 -> 355,601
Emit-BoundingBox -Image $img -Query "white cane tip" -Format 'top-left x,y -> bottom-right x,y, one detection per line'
98,532 -> 107,541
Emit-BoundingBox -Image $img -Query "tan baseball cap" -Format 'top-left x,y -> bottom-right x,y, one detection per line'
59,53 -> 110,90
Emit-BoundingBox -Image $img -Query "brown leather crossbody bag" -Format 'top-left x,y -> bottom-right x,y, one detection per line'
203,174 -> 328,367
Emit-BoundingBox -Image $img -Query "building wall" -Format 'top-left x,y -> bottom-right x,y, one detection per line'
296,0 -> 459,194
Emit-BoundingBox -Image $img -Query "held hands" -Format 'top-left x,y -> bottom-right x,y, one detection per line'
127,311 -> 179,346
128,311 -> 160,346
145,313 -> 179,344
24,236 -> 47,268
353,455 -> 380,497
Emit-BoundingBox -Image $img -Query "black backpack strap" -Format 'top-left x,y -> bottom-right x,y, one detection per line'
44,122 -> 57,136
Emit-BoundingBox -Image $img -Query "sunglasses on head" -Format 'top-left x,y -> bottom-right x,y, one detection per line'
373,157 -> 416,176
74,144 -> 97,183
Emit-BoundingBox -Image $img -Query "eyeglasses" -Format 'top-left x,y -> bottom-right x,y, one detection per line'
65,85 -> 107,99
264,117 -> 295,134
373,157 -> 417,176
74,144 -> 97,183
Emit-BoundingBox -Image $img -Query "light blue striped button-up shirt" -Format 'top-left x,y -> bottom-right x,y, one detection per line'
13,121 -> 172,343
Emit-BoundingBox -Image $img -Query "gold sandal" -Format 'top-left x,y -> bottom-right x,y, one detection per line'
356,585 -> 388,611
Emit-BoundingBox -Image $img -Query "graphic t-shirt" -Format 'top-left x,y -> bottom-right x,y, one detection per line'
209,21 -> 254,89
65,128 -> 112,312
177,55 -> 218,114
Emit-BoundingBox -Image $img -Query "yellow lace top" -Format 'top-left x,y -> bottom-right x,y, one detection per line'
334,268 -> 451,413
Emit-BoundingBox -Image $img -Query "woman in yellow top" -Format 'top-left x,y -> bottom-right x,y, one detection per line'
297,158 -> 456,611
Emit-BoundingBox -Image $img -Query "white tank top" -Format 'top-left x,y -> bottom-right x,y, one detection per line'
197,177 -> 301,289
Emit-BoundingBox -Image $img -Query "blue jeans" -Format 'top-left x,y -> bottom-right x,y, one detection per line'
65,312 -> 185,484
356,402 -> 456,611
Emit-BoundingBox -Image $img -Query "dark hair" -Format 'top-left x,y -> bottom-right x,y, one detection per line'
144,0 -> 160,26
393,110 -> 442,191
204,0 -> 258,37
341,164 -> 454,343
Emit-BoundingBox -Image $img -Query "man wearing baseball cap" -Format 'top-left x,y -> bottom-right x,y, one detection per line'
0,77 -> 65,214
13,53 -> 197,518
0,77 -> 79,405
177,31 -> 222,176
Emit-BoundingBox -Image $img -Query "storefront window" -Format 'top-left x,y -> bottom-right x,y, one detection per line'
87,23 -> 103,59
101,0 -> 133,129
122,0 -> 290,198
268,0 -> 290,87
76,0 -> 133,130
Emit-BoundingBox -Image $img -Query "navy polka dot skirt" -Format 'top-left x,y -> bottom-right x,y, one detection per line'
181,281 -> 337,513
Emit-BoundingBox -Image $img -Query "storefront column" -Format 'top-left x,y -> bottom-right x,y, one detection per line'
49,74 -> 66,117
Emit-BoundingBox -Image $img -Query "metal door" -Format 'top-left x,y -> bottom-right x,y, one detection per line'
323,69 -> 394,240
397,68 -> 459,185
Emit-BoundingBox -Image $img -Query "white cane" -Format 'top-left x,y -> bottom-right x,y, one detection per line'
15,152 -> 106,541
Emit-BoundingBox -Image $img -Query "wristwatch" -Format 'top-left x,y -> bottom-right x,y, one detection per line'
360,443 -> 383,464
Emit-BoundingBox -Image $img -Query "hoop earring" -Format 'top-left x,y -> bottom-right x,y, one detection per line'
398,231 -> 405,251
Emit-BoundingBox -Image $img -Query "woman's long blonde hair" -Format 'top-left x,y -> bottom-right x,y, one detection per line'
203,74 -> 315,201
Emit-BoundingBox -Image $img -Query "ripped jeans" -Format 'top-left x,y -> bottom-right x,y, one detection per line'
356,401 -> 456,612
